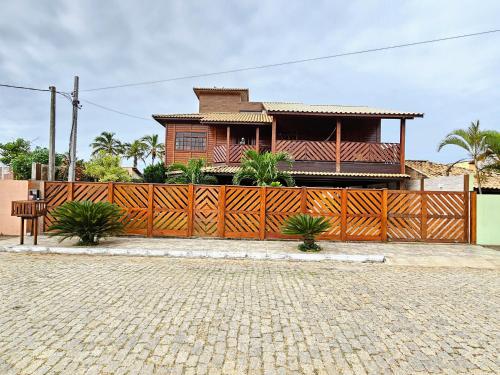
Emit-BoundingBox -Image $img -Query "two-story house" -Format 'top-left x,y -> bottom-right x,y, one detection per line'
153,87 -> 423,187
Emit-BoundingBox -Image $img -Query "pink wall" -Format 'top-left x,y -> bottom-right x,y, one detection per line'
0,180 -> 28,235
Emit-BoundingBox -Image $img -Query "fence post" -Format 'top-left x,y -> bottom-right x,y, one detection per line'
463,175 -> 470,243
420,192 -> 427,241
340,189 -> 347,241
217,185 -> 226,237
381,189 -> 388,241
147,184 -> 154,237
187,184 -> 194,237
470,191 -> 477,244
68,182 -> 74,201
259,186 -> 267,240
300,187 -> 307,213
108,182 -> 114,203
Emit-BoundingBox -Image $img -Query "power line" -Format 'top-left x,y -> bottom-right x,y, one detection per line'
82,29 -> 500,92
0,83 -> 50,92
80,98 -> 152,121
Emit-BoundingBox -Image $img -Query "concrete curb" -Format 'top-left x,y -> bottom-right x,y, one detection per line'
0,245 -> 385,263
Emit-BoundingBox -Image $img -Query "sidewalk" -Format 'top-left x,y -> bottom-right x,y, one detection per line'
0,235 -> 498,268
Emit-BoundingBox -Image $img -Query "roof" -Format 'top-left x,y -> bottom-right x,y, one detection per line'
193,87 -> 249,101
153,112 -> 272,124
199,165 -> 409,179
405,160 -> 500,190
263,102 -> 423,118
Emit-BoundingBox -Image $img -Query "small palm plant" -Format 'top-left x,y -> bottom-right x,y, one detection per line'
282,214 -> 330,251
48,201 -> 125,246
233,150 -> 294,186
167,158 -> 217,184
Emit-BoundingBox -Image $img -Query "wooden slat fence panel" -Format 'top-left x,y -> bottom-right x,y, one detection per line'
276,140 -> 336,161
42,182 -> 471,243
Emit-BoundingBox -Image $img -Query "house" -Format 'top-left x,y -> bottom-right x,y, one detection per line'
406,160 -> 500,194
153,87 -> 423,187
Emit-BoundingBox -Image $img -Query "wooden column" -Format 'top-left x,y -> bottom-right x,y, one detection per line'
259,186 -> 266,240
226,126 -> 231,164
463,174 -> 470,243
255,127 -> 260,153
217,185 -> 226,237
336,119 -> 341,172
399,118 -> 406,174
187,184 -> 194,237
381,189 -> 388,241
147,184 -> 154,237
271,117 -> 276,153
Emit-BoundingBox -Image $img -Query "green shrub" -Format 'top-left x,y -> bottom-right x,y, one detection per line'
48,201 -> 125,245
143,162 -> 167,183
282,214 -> 330,251
85,152 -> 131,182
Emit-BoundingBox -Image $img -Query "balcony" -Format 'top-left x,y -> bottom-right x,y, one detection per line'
213,144 -> 271,163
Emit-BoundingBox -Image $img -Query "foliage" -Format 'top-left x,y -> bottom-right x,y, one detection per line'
10,147 -> 64,180
483,130 -> 500,173
233,150 -> 295,186
0,138 -> 30,165
85,152 -> 131,182
143,162 -> 167,183
282,214 -> 330,251
437,120 -> 489,194
167,158 -> 217,184
124,139 -> 148,168
142,134 -> 165,164
48,201 -> 125,245
90,132 -> 124,156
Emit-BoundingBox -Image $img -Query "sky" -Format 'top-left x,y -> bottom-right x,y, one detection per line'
1,0 -> 499,168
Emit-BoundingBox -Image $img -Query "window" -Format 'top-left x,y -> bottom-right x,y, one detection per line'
175,132 -> 206,151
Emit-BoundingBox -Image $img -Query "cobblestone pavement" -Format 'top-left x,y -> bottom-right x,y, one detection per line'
0,253 -> 498,374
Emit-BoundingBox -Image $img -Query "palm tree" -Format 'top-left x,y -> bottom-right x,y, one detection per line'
282,214 -> 331,251
437,120 -> 489,194
90,132 -> 124,156
142,134 -> 165,164
124,139 -> 148,169
483,130 -> 500,173
167,158 -> 217,184
233,150 -> 295,186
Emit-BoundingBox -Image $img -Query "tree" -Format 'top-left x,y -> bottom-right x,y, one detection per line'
437,120 -> 489,194
483,130 -> 500,173
232,150 -> 294,186
142,134 -> 165,165
0,138 -> 30,165
167,158 -> 217,184
143,162 -> 167,183
10,147 -> 64,180
85,152 -> 131,182
124,139 -> 147,169
282,214 -> 331,251
90,132 -> 124,156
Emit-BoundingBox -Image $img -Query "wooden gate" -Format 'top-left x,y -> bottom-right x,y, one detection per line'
43,182 -> 473,243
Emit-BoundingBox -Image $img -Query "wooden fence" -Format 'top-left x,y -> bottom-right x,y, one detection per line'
43,182 -> 473,243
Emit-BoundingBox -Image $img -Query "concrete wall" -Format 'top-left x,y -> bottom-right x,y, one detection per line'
407,174 -> 474,192
0,180 -> 29,235
477,195 -> 500,245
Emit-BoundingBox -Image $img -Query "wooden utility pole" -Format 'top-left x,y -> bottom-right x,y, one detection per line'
68,76 -> 79,182
48,86 -> 56,181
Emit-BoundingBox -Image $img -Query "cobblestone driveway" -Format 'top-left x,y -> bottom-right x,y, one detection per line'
0,254 -> 498,374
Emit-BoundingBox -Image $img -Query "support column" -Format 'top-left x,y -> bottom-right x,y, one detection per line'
399,118 -> 406,174
226,125 -> 231,164
336,119 -> 341,172
255,126 -> 260,153
271,117 -> 276,153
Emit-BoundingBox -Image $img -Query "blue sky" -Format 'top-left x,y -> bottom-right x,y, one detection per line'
1,0 -> 499,168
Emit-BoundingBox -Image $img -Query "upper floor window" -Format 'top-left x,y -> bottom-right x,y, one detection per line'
175,132 -> 206,151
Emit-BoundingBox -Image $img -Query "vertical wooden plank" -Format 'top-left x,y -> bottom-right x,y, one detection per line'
336,119 -> 341,172
399,118 -> 406,174
20,218 -> 24,245
172,124 -> 176,163
226,126 -> 231,164
463,175 -> 470,243
470,191 -> 477,244
68,182 -> 74,201
381,189 -> 388,242
33,217 -> 38,245
300,187 -> 307,213
420,178 -> 425,191
187,184 -> 194,237
271,117 -> 276,153
340,189 -> 347,241
147,184 -> 154,237
108,182 -> 114,203
420,192 -> 427,241
255,126 -> 260,153
217,185 -> 226,237
259,186 -> 266,240
164,125 -> 168,165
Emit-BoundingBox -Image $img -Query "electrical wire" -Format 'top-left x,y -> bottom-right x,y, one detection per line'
81,29 -> 500,92
0,83 -> 50,92
80,98 -> 152,121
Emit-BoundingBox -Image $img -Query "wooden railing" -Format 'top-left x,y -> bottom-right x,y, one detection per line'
275,140 -> 400,163
43,182 -> 473,243
213,144 -> 271,163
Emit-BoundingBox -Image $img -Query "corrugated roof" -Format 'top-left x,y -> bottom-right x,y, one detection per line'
153,112 -> 272,124
405,160 -> 500,190
263,102 -> 423,118
201,165 -> 409,178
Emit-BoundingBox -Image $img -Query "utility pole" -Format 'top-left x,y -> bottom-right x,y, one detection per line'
48,86 -> 56,181
68,76 -> 79,182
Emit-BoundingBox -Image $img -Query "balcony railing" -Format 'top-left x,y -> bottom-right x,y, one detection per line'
213,144 -> 271,163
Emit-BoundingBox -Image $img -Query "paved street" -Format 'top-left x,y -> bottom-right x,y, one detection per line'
0,253 -> 498,374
